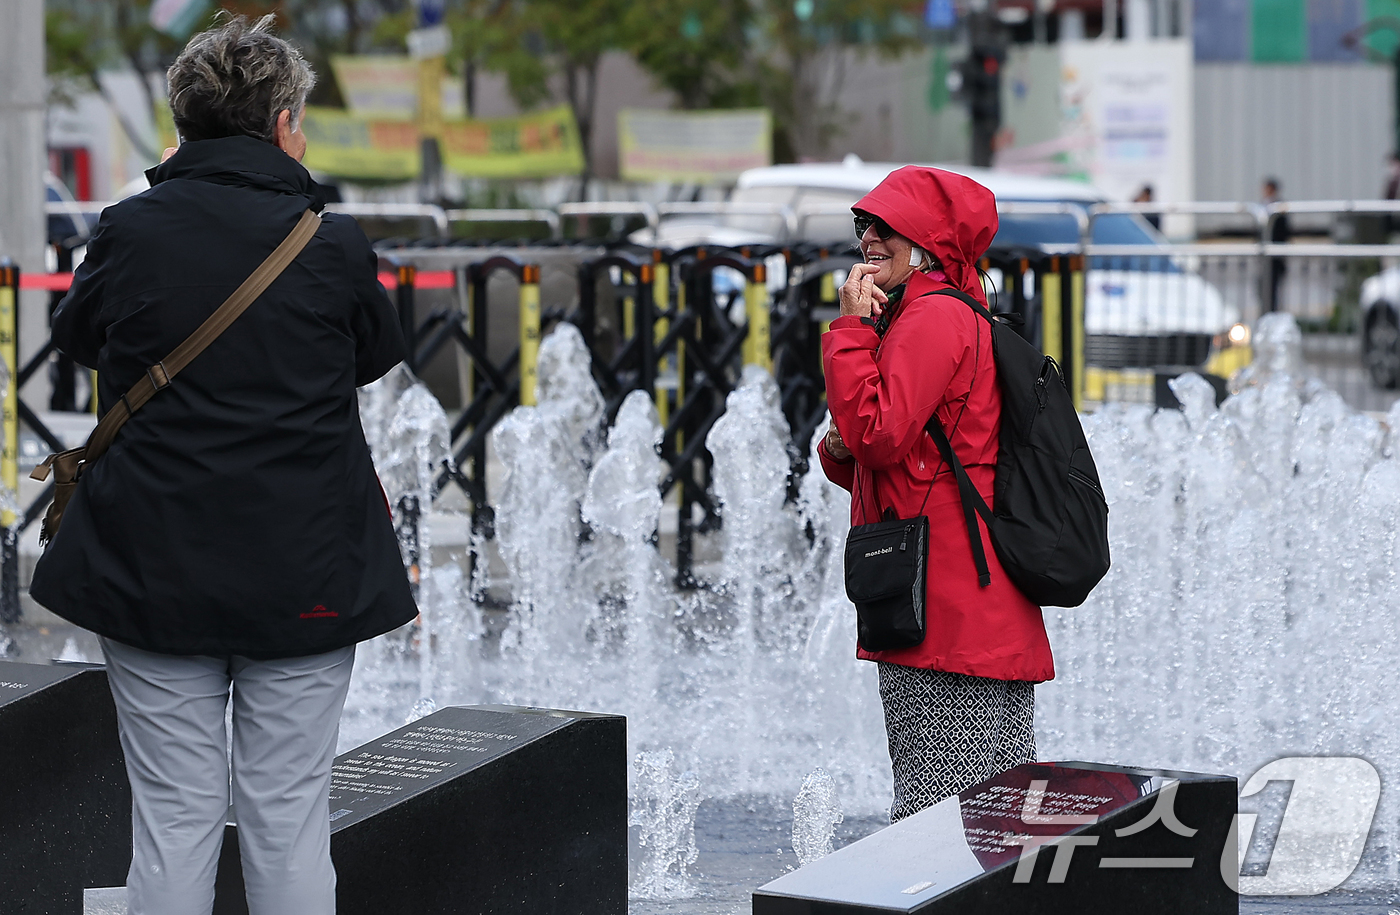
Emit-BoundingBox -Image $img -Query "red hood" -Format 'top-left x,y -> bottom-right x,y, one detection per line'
852,166 -> 998,306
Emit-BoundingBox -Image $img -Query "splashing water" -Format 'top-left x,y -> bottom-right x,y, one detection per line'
350,366 -> 457,730
791,767 -> 843,866
629,749 -> 704,900
580,390 -> 670,705
344,315 -> 1400,891
582,391 -> 664,546
345,338 -> 889,828
1040,320 -> 1400,886
488,323 -> 606,692
1231,312 -> 1305,393
56,637 -> 88,664
405,696 -> 438,724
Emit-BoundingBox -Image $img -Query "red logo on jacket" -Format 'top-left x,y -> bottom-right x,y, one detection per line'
300,604 -> 338,619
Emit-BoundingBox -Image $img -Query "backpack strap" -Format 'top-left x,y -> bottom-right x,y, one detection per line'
916,287 -> 998,588
919,286 -> 998,324
925,417 -> 995,587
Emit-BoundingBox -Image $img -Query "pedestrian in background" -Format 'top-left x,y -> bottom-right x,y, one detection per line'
1133,184 -> 1161,231
30,15 -> 416,914
1383,153 -> 1399,238
818,167 -> 1053,822
1262,177 -> 1291,311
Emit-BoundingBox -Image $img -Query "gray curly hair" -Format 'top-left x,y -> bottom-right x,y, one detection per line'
167,14 -> 316,145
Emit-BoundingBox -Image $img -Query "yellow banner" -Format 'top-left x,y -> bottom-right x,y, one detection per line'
440,105 -> 583,178
300,105 -> 583,180
619,108 -> 772,183
329,55 -> 466,121
301,108 -> 421,181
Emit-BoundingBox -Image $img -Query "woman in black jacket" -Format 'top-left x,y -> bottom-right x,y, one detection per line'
31,16 -> 416,913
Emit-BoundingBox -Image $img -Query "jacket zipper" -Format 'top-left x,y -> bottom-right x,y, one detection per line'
1035,357 -> 1056,411
1067,466 -> 1105,499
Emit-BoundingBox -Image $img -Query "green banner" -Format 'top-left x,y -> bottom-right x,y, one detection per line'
1252,0 -> 1306,62
300,105 -> 583,181
1367,0 -> 1400,58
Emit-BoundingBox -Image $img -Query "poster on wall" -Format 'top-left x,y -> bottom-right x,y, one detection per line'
1097,67 -> 1171,190
1058,39 -> 1194,209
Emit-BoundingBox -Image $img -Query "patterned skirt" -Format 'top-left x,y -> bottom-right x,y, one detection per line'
877,662 -> 1036,822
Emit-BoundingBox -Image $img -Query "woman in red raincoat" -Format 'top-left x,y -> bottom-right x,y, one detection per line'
818,166 -> 1054,821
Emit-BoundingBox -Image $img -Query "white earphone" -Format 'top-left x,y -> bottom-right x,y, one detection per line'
909,246 -> 925,268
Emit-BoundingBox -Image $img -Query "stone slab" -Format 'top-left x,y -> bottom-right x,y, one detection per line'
81,887 -> 128,915
754,761 -> 1237,915
0,659 -> 129,915
214,704 -> 627,915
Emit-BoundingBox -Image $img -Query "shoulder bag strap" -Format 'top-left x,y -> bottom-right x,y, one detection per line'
32,208 -> 321,481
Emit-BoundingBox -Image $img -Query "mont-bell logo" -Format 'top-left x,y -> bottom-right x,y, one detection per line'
300,604 -> 338,619
864,546 -> 894,559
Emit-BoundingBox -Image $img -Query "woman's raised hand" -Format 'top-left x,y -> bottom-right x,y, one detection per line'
824,423 -> 852,461
839,263 -> 889,318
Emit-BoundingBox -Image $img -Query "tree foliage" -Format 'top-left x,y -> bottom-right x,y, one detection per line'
45,0 -> 186,160
406,0 -> 927,167
439,0 -> 639,188
747,0 -> 925,160
45,0 -> 930,179
616,0 -> 923,158
621,0 -> 755,110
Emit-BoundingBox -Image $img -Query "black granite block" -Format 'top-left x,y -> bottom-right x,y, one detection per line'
214,705 -> 627,915
0,660 -> 130,915
754,761 -> 1238,915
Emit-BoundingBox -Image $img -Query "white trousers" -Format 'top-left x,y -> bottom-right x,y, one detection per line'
100,637 -> 355,915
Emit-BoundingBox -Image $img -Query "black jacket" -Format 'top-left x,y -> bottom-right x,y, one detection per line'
30,136 -> 418,658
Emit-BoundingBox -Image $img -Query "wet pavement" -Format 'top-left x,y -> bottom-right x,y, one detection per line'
1,603 -> 101,663
629,796 -> 886,915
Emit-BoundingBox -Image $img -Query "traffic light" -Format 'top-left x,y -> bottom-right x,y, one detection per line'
966,45 -> 1004,124
960,42 -> 1004,167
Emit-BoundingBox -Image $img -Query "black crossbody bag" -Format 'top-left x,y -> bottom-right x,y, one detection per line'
843,476 -> 932,652
841,293 -> 980,652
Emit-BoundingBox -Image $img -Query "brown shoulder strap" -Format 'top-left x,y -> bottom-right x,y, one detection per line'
34,209 -> 321,480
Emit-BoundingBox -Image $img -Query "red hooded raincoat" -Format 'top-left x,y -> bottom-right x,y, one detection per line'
818,166 -> 1055,683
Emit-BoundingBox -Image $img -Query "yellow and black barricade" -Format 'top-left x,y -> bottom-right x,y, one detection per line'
0,261 -> 17,623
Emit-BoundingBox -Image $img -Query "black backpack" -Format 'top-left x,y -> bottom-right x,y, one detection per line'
920,288 -> 1110,608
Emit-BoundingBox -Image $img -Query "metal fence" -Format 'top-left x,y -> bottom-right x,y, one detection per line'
17,196 -> 1400,601
1079,200 -> 1400,413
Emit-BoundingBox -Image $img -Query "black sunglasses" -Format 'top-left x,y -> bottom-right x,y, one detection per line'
853,212 -> 895,241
